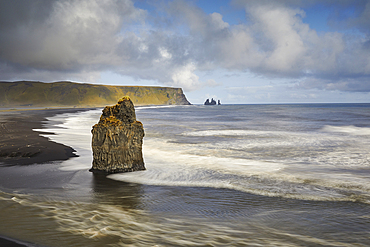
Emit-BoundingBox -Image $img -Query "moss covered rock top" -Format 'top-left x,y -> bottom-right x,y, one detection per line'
98,96 -> 136,125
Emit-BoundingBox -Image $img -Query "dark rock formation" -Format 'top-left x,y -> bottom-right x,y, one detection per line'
218,100 -> 221,105
90,96 -> 145,174
204,98 -> 217,105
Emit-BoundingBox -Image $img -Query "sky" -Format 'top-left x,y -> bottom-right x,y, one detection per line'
1,0 -> 370,104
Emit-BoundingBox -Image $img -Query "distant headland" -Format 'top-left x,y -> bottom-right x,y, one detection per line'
0,81 -> 191,107
204,98 -> 221,105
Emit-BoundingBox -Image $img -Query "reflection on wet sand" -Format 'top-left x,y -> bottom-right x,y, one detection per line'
91,172 -> 143,209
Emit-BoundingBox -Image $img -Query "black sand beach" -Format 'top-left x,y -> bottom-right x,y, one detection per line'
0,108 -> 92,166
0,108 -> 91,246
0,237 -> 29,247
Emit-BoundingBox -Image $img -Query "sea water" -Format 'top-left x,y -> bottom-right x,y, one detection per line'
0,104 -> 370,246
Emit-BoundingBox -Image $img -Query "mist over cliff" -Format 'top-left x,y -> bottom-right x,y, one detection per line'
0,81 -> 191,107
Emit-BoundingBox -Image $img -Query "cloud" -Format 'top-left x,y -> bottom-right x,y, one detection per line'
217,1 -> 369,79
295,77 -> 370,92
216,1 -> 370,91
0,0 -> 227,91
165,0 -> 370,90
170,63 -> 201,91
0,0 -> 370,92
0,0 -> 145,71
167,63 -> 222,91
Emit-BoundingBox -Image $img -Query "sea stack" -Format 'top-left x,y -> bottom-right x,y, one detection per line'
90,96 -> 145,173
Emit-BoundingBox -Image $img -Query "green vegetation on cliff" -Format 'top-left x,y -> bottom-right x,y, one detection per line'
0,81 -> 191,107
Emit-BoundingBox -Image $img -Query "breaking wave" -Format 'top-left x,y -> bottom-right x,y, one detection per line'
33,107 -> 370,204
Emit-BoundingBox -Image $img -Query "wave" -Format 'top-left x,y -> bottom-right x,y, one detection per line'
136,105 -> 186,110
33,109 -> 100,171
34,109 -> 370,203
185,126 -> 370,138
0,189 -> 325,247
322,125 -> 370,135
109,138 -> 370,204
182,129 -> 276,137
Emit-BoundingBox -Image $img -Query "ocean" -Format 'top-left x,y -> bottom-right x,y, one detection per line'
0,104 -> 370,246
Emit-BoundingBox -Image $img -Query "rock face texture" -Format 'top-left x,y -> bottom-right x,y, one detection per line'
90,96 -> 145,173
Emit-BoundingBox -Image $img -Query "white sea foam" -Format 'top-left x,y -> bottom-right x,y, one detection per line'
33,109 -> 102,171
182,129 -> 277,137
322,125 -> 370,135
109,138 -> 285,189
109,138 -> 370,203
0,191 -> 284,247
34,108 -> 370,202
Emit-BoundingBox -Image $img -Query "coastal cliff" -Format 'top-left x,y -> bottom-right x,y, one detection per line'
0,81 -> 191,107
90,96 -> 145,173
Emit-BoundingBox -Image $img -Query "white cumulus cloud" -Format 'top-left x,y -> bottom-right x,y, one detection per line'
0,0 -> 370,92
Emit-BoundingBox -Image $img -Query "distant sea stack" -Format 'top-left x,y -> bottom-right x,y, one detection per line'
90,96 -> 145,174
0,81 -> 191,107
204,98 -> 221,105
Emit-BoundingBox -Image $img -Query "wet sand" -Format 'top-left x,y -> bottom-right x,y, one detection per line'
0,237 -> 29,247
0,108 -> 92,166
0,108 -> 92,246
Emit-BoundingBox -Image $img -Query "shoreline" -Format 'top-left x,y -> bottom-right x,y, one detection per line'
0,107 -> 93,166
0,107 -> 93,246
0,236 -> 30,247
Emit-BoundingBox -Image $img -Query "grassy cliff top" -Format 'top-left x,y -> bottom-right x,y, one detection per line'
0,81 -> 191,107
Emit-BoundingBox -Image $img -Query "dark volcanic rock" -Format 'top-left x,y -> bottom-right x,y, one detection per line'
90,96 -> 145,173
204,98 -> 217,105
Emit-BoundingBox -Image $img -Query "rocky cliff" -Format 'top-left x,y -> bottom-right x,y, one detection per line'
0,81 -> 191,107
90,96 -> 145,173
